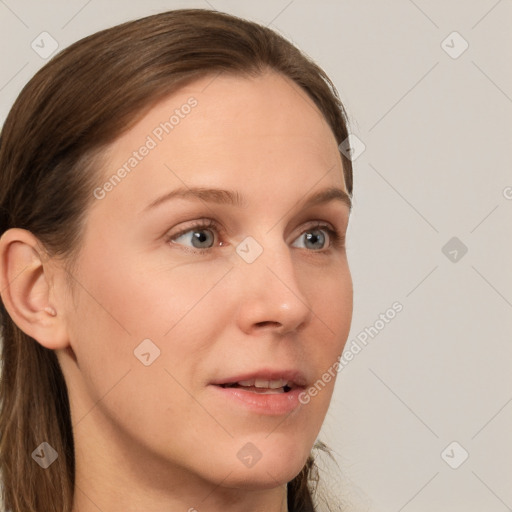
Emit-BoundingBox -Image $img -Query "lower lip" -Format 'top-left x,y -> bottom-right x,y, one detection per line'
210,385 -> 304,415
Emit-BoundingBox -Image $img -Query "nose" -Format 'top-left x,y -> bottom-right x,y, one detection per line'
233,238 -> 314,337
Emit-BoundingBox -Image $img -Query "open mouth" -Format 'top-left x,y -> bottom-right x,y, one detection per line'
219,379 -> 295,394
211,371 -> 307,414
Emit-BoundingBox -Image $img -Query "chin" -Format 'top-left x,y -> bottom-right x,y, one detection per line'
216,436 -> 312,491
221,463 -> 305,491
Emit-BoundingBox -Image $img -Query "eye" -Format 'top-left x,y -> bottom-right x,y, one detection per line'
168,219 -> 221,251
167,219 -> 345,254
291,223 -> 343,251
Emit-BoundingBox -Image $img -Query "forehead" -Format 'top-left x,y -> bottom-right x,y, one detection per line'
93,71 -> 346,215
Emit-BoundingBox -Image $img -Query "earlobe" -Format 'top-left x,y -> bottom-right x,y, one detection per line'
0,228 -> 69,350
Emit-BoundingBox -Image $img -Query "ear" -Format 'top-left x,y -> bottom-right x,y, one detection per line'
0,228 -> 69,350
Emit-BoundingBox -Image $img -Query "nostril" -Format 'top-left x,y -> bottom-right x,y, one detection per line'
255,321 -> 280,328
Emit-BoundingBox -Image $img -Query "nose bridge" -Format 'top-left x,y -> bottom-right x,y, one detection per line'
237,229 -> 296,285
233,231 -> 312,334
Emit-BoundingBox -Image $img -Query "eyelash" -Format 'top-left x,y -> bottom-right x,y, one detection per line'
166,218 -> 345,255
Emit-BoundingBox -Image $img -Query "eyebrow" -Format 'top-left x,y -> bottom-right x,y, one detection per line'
143,185 -> 352,213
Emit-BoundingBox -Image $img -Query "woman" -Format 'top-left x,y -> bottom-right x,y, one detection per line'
0,9 -> 353,512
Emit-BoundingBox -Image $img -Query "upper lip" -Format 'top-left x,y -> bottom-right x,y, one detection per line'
210,369 -> 308,389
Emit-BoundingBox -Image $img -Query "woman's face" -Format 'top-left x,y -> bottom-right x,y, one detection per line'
59,70 -> 353,493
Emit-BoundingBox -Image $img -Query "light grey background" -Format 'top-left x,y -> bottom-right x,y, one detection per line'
1,1 -> 511,511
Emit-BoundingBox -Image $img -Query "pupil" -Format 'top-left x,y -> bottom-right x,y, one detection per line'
306,230 -> 325,249
192,230 -> 212,248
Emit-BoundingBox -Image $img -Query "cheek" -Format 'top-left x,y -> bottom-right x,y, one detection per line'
67,250 -> 233,398
65,253 -> 231,452
73,244 -> 231,338
304,259 -> 353,348
300,263 -> 352,408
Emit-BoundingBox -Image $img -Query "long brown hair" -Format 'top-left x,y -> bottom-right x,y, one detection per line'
0,9 -> 353,512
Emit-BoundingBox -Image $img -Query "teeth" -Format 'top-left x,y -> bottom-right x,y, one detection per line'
238,379 -> 255,387
236,379 -> 289,389
269,379 -> 286,389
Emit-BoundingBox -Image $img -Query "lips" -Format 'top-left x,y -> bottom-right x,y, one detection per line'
209,370 -> 308,417
212,370 -> 306,390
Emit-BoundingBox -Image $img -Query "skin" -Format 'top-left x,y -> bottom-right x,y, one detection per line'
0,70 -> 353,511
